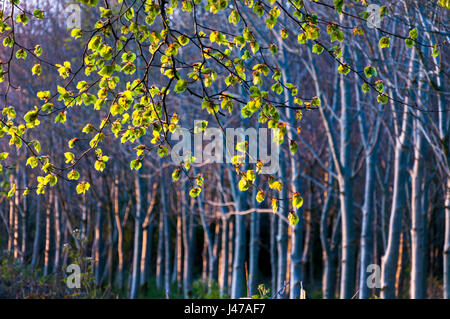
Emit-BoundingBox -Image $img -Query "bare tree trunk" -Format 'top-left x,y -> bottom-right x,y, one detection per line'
94,201 -> 104,286
43,192 -> 53,276
410,115 -> 426,298
21,173 -> 27,262
176,214 -> 183,293
444,178 -> 450,299
53,196 -> 61,273
249,187 -> 261,297
156,202 -> 164,290
113,170 -> 123,290
13,173 -> 20,261
182,181 -> 195,298
130,175 -> 143,298
338,65 -> 355,299
381,48 -> 416,299
160,173 -> 171,298
270,212 -> 278,296
219,216 -> 229,297
31,198 -> 41,267
229,170 -> 247,299
140,188 -> 156,287
320,160 -> 339,299
276,160 -> 288,298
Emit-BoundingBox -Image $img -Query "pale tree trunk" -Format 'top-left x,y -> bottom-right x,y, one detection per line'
31,198 -> 41,267
249,185 -> 261,297
13,173 -> 20,261
306,45 -> 354,298
53,195 -> 61,273
175,214 -> 183,293
338,62 -> 355,299
156,200 -> 164,290
43,191 -> 53,276
228,217 -> 234,292
219,216 -> 229,297
381,48 -> 416,299
21,173 -> 27,262
355,63 -> 382,299
410,76 -> 427,299
113,169 -> 124,290
130,175 -> 143,298
270,212 -> 278,296
182,181 -> 196,298
219,169 -> 229,297
276,159 -> 288,298
229,169 -> 247,299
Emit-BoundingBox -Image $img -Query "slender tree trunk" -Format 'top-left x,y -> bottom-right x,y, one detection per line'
338,66 -> 355,299
130,176 -> 143,298
249,188 -> 261,297
176,214 -> 183,293
229,170 -> 247,299
410,117 -> 426,298
31,198 -> 41,267
156,202 -> 164,290
160,173 -> 171,298
270,213 -> 278,295
381,49 -> 416,299
182,181 -> 195,298
444,177 -> 450,299
53,196 -> 61,273
43,192 -> 53,276
276,160 -> 288,298
94,201 -> 104,286
113,170 -> 123,290
21,173 -> 27,263
220,216 -> 229,297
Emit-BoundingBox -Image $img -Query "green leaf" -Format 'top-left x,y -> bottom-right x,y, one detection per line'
272,198 -> 278,213
8,184 -> 16,198
172,169 -> 181,181
377,93 -> 389,104
76,182 -> 91,194
409,28 -> 418,40
256,190 -> 265,203
16,49 -> 27,59
379,36 -> 391,49
288,211 -> 299,226
292,192 -> 303,209
338,63 -> 350,75
189,187 -> 201,198
68,170 -> 80,180
174,79 -> 187,93
64,152 -> 75,164
26,156 -> 38,168
33,9 -> 45,19
32,64 -> 42,76
334,0 -> 344,14
130,159 -> 142,170
312,43 -> 324,55
238,178 -> 250,191
364,66 -> 377,78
